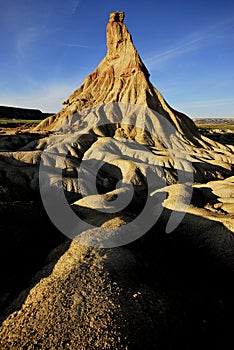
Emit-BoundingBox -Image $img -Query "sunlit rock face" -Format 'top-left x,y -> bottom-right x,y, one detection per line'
0,11 -> 233,207
35,12 -> 233,185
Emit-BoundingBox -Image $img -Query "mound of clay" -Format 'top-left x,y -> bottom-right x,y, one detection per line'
36,11 -> 197,139
34,13 -> 228,153
34,11 -> 233,185
0,12 -> 233,204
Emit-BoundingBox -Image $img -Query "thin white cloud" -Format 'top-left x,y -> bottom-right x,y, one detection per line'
145,36 -> 206,69
145,17 -> 234,70
65,43 -> 99,49
16,26 -> 41,56
71,0 -> 80,15
0,81 -> 81,112
16,25 -> 55,57
177,98 -> 234,118
180,98 -> 234,108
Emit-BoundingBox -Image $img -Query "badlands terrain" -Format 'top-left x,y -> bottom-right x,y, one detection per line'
0,12 -> 233,350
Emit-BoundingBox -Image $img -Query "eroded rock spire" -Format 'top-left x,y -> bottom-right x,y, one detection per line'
106,12 -> 150,78
36,12 -> 208,143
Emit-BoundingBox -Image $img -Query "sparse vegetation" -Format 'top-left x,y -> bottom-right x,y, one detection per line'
197,124 -> 234,131
0,119 -> 43,124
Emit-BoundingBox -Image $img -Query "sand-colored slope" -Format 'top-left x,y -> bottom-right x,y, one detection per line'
0,239 -> 167,349
34,12 -> 233,186
34,12 -> 202,144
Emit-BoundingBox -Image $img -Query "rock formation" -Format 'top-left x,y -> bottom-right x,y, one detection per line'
0,12 -> 233,350
34,11 -> 233,184
37,10 -> 196,138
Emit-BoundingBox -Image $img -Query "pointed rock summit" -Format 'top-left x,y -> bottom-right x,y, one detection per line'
65,11 -> 152,109
35,11 -> 233,183
38,12 -> 197,137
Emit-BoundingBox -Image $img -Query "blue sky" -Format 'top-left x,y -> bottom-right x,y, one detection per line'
0,0 -> 234,118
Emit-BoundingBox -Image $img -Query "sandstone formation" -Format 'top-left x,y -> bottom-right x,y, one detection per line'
34,11 -> 233,185
0,11 -> 233,204
0,11 -> 233,350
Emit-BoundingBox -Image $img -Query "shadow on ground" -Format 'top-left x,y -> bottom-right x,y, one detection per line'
0,202 -> 233,349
